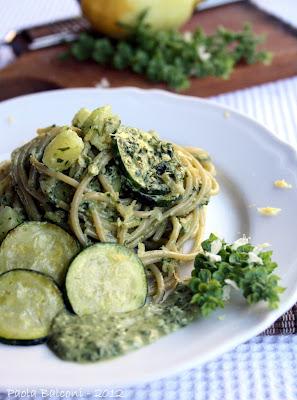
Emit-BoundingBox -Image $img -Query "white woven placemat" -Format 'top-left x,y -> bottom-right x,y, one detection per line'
250,0 -> 297,30
1,336 -> 297,399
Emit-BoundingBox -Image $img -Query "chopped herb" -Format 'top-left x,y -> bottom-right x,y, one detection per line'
58,147 -> 70,152
65,19 -> 272,91
56,158 -> 64,164
189,234 -> 284,316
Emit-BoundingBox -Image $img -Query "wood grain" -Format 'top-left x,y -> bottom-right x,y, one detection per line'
0,1 -> 297,101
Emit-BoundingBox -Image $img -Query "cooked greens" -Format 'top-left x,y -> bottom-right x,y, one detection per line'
189,234 -> 284,316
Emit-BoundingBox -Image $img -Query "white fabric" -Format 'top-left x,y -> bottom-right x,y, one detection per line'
0,1 -> 297,399
0,0 -> 80,68
0,0 -> 80,38
250,0 -> 297,29
198,0 -> 241,11
212,76 -> 297,150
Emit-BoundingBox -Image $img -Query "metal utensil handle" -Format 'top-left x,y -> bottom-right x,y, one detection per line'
3,17 -> 89,56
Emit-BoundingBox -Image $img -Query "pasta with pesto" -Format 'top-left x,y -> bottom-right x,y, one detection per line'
0,105 -> 219,302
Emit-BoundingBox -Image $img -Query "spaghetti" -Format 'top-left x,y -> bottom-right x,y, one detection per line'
0,106 -> 219,302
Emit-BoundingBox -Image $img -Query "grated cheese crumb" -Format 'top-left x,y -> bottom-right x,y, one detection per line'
257,207 -> 281,216
274,179 -> 292,189
95,77 -> 110,89
88,164 -> 99,175
6,115 -> 15,125
224,111 -> 230,119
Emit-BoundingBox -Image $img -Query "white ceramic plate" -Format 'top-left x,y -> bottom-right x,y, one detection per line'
1,88 -> 297,390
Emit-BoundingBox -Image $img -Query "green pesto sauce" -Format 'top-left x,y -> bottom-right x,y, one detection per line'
48,286 -> 198,363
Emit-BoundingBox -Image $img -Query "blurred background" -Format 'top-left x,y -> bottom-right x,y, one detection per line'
0,0 -> 296,101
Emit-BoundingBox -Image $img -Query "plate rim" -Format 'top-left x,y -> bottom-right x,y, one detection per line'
1,87 -> 297,388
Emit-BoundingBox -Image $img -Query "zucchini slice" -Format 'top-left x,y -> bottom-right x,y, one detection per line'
123,177 -> 181,207
0,270 -> 64,344
66,243 -> 147,316
113,126 -> 185,196
0,222 -> 80,285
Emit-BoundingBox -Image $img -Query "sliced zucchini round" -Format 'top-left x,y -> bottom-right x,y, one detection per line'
0,269 -> 64,344
0,222 -> 80,285
66,243 -> 147,316
114,126 -> 185,196
123,177 -> 181,207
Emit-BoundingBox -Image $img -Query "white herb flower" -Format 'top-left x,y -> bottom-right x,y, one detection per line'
247,251 -> 263,265
183,31 -> 193,43
205,252 -> 222,262
210,239 -> 222,255
231,235 -> 250,250
196,45 -> 211,62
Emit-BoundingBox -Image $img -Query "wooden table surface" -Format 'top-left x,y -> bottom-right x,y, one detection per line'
1,1 -> 297,101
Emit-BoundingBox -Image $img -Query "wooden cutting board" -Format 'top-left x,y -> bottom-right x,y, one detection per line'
1,1 -> 297,101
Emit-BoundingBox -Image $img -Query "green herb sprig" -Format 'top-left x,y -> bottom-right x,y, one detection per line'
66,18 -> 272,91
189,234 -> 284,317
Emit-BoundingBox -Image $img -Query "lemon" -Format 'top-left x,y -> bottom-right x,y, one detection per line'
81,0 -> 201,38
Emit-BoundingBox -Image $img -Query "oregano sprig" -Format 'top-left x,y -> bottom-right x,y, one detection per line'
189,234 -> 284,317
65,19 -> 272,91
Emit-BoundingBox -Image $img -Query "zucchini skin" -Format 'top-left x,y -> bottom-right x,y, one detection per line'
0,337 -> 46,346
122,177 -> 182,207
133,188 -> 182,208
